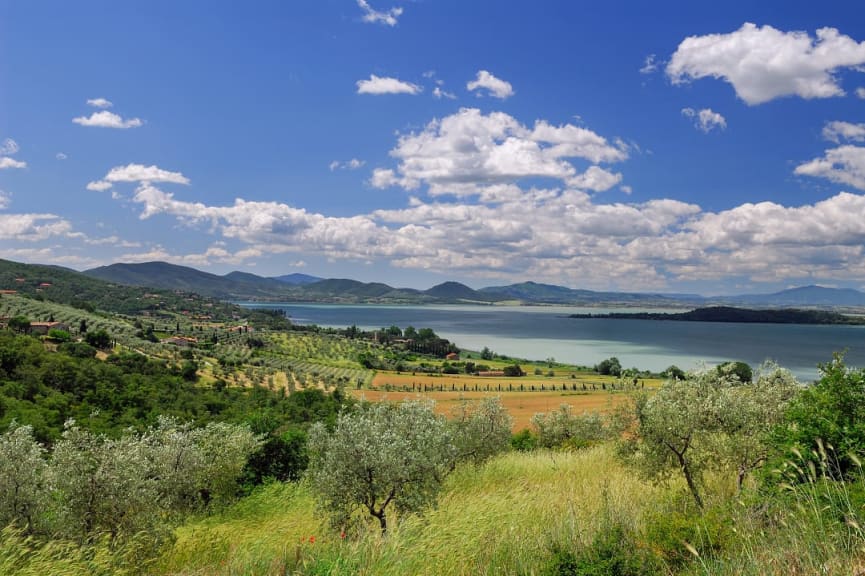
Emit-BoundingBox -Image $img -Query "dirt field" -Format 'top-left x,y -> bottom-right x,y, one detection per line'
350,371 -> 633,430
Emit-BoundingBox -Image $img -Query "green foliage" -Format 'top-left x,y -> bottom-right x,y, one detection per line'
510,428 -> 538,451
242,429 -> 308,487
663,365 -> 685,380
716,360 -> 753,384
307,400 -> 455,533
626,363 -> 798,507
595,357 -> 622,377
772,354 -> 865,479
84,329 -> 111,349
449,397 -> 513,465
503,363 -> 524,377
532,405 -> 613,450
45,329 -> 70,342
8,316 -> 30,334
0,423 -> 46,532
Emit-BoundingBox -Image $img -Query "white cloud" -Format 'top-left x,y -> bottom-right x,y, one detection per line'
101,163 -> 190,185
0,138 -> 20,155
568,166 -> 623,192
0,190 -> 10,209
640,54 -> 659,74
467,70 -> 514,99
667,23 -> 865,105
86,97 -> 113,108
357,0 -> 402,26
329,158 -> 366,171
356,74 -> 422,95
86,180 -> 114,192
795,145 -> 865,190
0,157 -> 26,170
0,213 -> 72,241
433,86 -> 456,100
681,107 -> 727,133
857,87 -> 865,99
370,108 -> 627,196
822,121 -> 865,143
56,152 -> 68,160
72,110 -> 143,129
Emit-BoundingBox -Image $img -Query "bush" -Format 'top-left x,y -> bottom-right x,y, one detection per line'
511,428 -> 537,451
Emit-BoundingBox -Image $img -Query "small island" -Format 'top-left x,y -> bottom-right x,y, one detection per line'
568,306 -> 865,325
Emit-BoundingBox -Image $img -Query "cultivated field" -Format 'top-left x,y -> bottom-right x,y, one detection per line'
351,371 -> 646,430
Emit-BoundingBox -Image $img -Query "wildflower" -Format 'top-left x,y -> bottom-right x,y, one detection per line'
309,535 -> 316,544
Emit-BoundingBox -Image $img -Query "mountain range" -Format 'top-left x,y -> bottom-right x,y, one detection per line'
77,261 -> 865,309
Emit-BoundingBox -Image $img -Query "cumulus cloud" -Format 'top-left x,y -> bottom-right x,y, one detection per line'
72,110 -> 143,129
795,145 -> 865,190
356,74 -> 422,95
357,0 -> 402,26
0,157 -> 26,170
0,190 -> 10,209
0,213 -> 72,241
370,108 -> 627,195
56,152 -> 68,160
681,107 -> 727,133
667,23 -> 865,105
822,121 -> 865,143
86,98 -> 113,108
329,158 -> 366,171
88,163 -> 190,192
858,87 -> 865,99
467,70 -> 514,99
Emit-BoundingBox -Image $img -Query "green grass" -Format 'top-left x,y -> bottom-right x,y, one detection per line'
154,445 -> 669,576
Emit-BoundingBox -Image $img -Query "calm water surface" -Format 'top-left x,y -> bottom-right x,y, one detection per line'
240,303 -> 865,382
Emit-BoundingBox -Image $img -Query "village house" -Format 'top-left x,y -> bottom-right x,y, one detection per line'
29,321 -> 70,335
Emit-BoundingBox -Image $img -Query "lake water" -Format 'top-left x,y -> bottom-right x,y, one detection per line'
239,303 -> 865,382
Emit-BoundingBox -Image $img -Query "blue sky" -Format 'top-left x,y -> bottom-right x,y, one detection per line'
2,0 -> 865,294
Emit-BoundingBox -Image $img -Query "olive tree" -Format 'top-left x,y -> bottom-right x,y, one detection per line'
449,396 -> 513,465
48,422 -> 160,541
628,364 -> 797,508
307,400 -> 455,534
531,404 -> 612,449
0,423 -> 47,532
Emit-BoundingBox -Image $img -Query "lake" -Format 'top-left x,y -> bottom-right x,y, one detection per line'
238,303 -> 865,382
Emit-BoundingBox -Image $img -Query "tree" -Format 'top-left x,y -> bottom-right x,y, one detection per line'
78,318 -> 87,334
503,364 -> 524,377
307,400 -> 455,534
531,404 -> 612,449
0,423 -> 46,533
449,397 -> 513,465
84,329 -> 111,349
480,346 -> 494,360
626,365 -> 797,508
8,316 -> 30,334
663,365 -> 685,380
717,361 -> 753,384
595,357 -> 622,377
773,354 -> 865,479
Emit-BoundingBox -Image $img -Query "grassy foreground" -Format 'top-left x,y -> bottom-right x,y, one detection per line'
4,444 -> 865,575
156,445 -> 667,576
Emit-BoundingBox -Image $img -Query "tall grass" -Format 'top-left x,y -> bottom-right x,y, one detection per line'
155,445 -> 668,575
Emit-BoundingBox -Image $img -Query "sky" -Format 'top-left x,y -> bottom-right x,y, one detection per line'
2,1 -> 865,294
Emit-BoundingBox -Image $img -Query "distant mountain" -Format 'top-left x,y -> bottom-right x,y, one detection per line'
727,285 -> 865,308
481,281 -> 701,306
85,262 -> 299,300
78,260 -> 865,309
271,273 -> 322,285
424,281 -> 489,302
